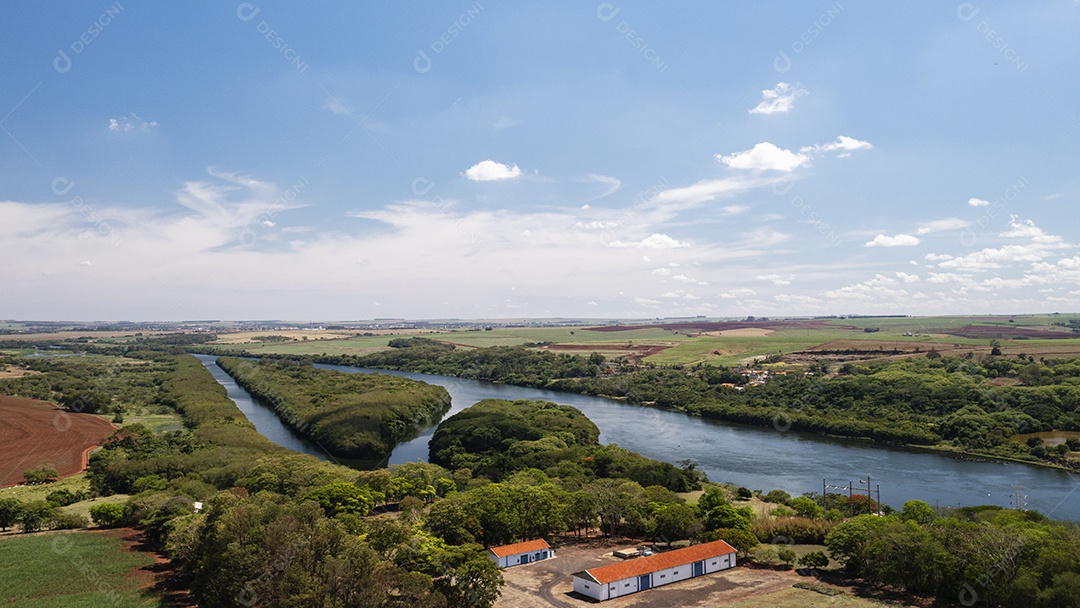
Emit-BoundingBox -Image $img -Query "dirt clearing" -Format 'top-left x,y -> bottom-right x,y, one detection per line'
0,395 -> 116,487
497,541 -> 806,608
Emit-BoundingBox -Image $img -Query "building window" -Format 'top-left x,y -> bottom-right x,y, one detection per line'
584,584 -> 590,589
660,574 -> 665,579
674,571 -> 679,575
625,583 -> 630,587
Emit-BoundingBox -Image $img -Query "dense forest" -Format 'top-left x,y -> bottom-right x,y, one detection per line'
322,339 -> 1080,467
216,356 -> 451,460
428,398 -> 704,491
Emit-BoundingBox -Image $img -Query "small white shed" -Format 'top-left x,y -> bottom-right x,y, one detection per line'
572,539 -> 737,602
487,539 -> 554,568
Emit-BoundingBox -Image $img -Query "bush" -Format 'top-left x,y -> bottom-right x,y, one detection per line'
46,489 -> 87,507
23,467 -> 60,484
799,550 -> 829,569
752,517 -> 835,545
19,501 -> 55,532
89,503 -> 126,528
49,512 -> 89,530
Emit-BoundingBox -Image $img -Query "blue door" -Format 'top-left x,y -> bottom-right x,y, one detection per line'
693,561 -> 704,577
520,553 -> 529,564
639,574 -> 651,590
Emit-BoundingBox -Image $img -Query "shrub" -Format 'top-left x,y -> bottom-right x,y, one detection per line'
89,503 -> 126,528
49,512 -> 89,530
46,489 -> 87,507
799,550 -> 829,569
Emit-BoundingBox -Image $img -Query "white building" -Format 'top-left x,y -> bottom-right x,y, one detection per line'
572,539 -> 737,602
487,539 -> 554,568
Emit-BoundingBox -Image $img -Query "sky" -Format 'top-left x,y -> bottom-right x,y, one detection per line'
1,2 -> 1079,321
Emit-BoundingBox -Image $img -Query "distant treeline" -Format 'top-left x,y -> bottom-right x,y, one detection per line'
216,356 -> 451,460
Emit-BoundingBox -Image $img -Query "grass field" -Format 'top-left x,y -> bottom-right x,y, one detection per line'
0,473 -> 90,503
0,530 -> 164,607
212,315 -> 1080,367
724,585 -> 901,608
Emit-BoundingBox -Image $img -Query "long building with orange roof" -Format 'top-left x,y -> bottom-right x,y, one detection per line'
571,539 -> 736,601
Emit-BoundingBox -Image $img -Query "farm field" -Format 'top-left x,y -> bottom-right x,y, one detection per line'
0,529 -> 185,607
0,396 -> 116,487
216,314 -> 1080,367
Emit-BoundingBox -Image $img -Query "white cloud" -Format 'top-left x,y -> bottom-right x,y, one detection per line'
866,234 -> 920,247
579,174 -> 622,202
651,176 -> 771,209
925,253 -> 954,261
895,271 -> 920,283
1000,215 -> 1061,243
575,220 -> 619,229
721,204 -> 750,216
749,82 -> 807,115
756,273 -> 794,286
968,197 -> 990,207
804,135 -> 873,153
651,268 -> 671,276
917,218 -> 969,235
937,245 -> 1047,271
774,294 -> 820,304
463,160 -> 523,181
716,142 -> 810,172
108,113 -> 157,132
324,98 -> 351,116
610,233 -> 690,249
672,274 -> 708,286
718,288 -> 757,299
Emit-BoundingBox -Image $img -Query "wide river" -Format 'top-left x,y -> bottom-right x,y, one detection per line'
194,355 -> 1080,516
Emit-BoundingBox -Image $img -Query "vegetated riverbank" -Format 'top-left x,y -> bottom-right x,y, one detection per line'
300,339 -> 1080,473
216,356 -> 451,460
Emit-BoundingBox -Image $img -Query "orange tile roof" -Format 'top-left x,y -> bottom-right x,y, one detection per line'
578,540 -> 736,584
488,539 -> 551,558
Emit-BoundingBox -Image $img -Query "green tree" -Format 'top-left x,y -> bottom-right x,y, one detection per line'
790,496 -> 824,519
899,499 -> 934,524
799,550 -> 829,569
428,543 -> 504,608
303,481 -> 375,516
23,466 -> 60,484
705,504 -> 752,532
425,499 -> 475,545
89,503 -> 125,528
653,504 -> 701,546
19,501 -> 55,533
0,498 -> 22,531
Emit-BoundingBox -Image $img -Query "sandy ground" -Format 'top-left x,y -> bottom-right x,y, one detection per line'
0,367 -> 39,378
496,541 -> 799,608
0,395 -> 116,487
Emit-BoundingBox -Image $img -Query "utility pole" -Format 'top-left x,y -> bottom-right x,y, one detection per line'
849,481 -> 854,517
1011,485 -> 1027,510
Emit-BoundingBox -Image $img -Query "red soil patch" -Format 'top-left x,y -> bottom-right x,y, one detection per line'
0,395 -> 116,487
944,324 -> 1077,340
102,528 -> 197,606
540,344 -> 635,351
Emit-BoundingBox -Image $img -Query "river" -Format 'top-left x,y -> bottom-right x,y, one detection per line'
195,355 -> 1080,516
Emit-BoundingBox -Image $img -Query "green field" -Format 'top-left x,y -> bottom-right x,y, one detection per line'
212,314 -> 1080,368
1,474 -> 90,503
0,531 -> 164,607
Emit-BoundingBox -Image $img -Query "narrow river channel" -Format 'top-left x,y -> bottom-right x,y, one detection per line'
195,355 -> 1080,516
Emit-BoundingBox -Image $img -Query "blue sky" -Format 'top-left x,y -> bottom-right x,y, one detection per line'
2,2 -> 1078,321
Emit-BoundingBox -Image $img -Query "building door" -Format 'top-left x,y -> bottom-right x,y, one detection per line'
639,574 -> 651,590
520,553 -> 529,564
693,561 -> 704,577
